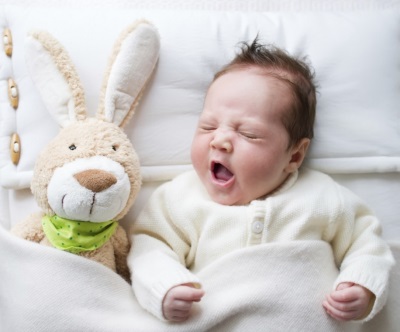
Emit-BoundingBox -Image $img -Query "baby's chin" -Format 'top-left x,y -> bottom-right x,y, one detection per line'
206,188 -> 253,206
206,182 -> 274,206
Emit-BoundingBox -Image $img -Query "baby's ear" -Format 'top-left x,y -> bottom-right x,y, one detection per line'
285,138 -> 310,173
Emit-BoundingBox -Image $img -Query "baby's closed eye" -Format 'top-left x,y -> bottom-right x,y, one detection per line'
199,124 -> 216,132
239,131 -> 259,139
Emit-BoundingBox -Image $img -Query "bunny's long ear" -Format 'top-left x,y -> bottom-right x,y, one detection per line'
25,31 -> 86,128
97,20 -> 160,127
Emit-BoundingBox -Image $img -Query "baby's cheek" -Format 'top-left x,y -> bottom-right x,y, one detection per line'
191,138 -> 206,166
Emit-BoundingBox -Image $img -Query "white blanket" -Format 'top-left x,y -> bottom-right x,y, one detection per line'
4,224 -> 397,332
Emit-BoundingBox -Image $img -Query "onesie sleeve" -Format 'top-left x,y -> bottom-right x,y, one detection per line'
128,180 -> 201,320
329,184 -> 395,322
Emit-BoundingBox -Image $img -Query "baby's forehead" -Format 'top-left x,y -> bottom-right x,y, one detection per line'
207,66 -> 294,105
214,65 -> 294,89
204,69 -> 293,114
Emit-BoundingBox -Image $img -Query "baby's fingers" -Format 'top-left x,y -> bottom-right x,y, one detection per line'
324,293 -> 359,312
330,285 -> 359,302
172,285 -> 205,302
323,299 -> 359,321
163,298 -> 192,322
323,290 -> 368,321
163,285 -> 205,321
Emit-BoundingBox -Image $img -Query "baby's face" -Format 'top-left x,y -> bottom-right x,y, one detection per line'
191,68 -> 298,205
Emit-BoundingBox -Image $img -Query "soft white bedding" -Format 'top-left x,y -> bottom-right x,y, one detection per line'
0,1 -> 399,331
1,231 -> 395,332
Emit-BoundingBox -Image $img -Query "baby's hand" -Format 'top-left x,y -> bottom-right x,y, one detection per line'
323,282 -> 374,321
162,283 -> 205,322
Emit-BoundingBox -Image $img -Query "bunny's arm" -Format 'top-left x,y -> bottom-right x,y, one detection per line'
110,225 -> 131,282
11,211 -> 45,243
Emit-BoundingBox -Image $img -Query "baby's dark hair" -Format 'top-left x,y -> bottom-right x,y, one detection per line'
213,38 -> 317,148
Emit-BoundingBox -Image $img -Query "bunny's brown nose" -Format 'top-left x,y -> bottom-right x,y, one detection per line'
74,169 -> 117,193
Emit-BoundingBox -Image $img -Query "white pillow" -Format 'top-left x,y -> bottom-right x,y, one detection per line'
0,7 -> 399,189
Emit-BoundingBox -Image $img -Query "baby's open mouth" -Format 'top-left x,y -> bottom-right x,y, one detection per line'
212,162 -> 234,182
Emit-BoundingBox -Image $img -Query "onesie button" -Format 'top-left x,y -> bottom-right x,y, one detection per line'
251,221 -> 263,234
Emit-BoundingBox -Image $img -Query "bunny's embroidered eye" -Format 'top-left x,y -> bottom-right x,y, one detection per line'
112,145 -> 118,151
69,144 -> 77,151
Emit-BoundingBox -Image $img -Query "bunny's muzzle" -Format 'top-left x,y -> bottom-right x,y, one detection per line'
47,156 -> 131,222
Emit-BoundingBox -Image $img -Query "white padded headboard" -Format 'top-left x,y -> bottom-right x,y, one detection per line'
1,7 -> 400,184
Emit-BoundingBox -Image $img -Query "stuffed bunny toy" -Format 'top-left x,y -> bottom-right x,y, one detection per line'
11,20 -> 160,282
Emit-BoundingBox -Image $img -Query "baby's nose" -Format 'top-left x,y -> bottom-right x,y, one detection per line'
210,130 -> 233,152
74,169 -> 117,193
